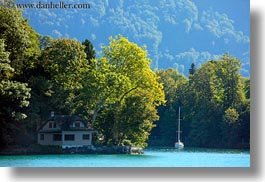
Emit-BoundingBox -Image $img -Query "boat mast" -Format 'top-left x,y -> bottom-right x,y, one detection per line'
178,107 -> 181,142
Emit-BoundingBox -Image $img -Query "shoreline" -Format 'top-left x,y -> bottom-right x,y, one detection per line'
0,144 -> 249,156
0,145 -> 144,156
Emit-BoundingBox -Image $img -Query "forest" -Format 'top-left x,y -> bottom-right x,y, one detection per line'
149,59 -> 250,148
0,5 -> 249,150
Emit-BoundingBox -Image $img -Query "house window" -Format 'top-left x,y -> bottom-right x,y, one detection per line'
49,122 -> 53,128
53,122 -> 57,128
83,134 -> 90,140
53,134 -> 62,141
75,122 -> 80,127
64,134 -> 75,141
40,134 -> 44,140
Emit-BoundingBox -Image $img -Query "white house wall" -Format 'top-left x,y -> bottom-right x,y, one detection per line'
62,131 -> 93,147
38,133 -> 62,146
38,131 -> 93,147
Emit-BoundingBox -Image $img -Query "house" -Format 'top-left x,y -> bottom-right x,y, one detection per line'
37,112 -> 96,148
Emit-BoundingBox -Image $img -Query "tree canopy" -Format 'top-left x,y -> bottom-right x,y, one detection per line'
76,36 -> 165,147
0,6 -> 37,147
150,55 -> 250,148
0,6 -> 40,77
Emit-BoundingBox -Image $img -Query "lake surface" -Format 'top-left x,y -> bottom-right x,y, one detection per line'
0,147 -> 250,167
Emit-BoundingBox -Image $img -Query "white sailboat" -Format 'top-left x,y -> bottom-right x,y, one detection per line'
175,107 -> 184,149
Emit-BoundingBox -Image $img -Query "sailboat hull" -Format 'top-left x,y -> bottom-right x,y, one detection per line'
175,141 -> 184,149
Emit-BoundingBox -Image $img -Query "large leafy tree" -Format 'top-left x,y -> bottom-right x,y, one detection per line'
77,35 -> 165,147
102,36 -> 165,147
42,38 -> 88,89
0,6 -> 40,147
39,38 -> 88,115
75,57 -> 122,121
0,39 -> 31,147
185,54 -> 249,148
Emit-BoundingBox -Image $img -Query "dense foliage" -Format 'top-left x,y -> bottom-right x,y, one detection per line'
75,36 -> 165,147
150,55 -> 250,148
0,6 -> 250,149
0,6 -> 37,146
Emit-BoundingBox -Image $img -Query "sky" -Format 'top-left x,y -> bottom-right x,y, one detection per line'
17,0 -> 250,77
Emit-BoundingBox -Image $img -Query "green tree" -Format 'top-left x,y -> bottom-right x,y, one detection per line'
189,63 -> 196,76
0,39 -> 31,147
102,36 -> 165,147
114,92 -> 161,147
0,6 -> 40,77
42,38 -> 88,89
0,6 -> 41,147
185,54 -> 249,148
156,69 -> 186,104
75,57 -> 122,122
77,35 -> 165,147
82,39 -> 96,62
216,54 -> 244,109
27,37 -> 96,125
40,38 -> 88,115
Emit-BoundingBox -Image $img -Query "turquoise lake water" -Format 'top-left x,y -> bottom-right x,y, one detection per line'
0,147 -> 250,167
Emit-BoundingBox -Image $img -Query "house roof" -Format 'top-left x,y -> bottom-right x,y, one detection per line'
38,115 -> 94,132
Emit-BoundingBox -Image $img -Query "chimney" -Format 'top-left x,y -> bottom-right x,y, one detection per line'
51,111 -> 55,117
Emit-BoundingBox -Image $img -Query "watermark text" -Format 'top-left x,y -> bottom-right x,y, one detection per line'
16,1 -> 91,9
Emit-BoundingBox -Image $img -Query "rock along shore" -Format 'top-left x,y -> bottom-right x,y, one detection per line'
0,145 -> 143,155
